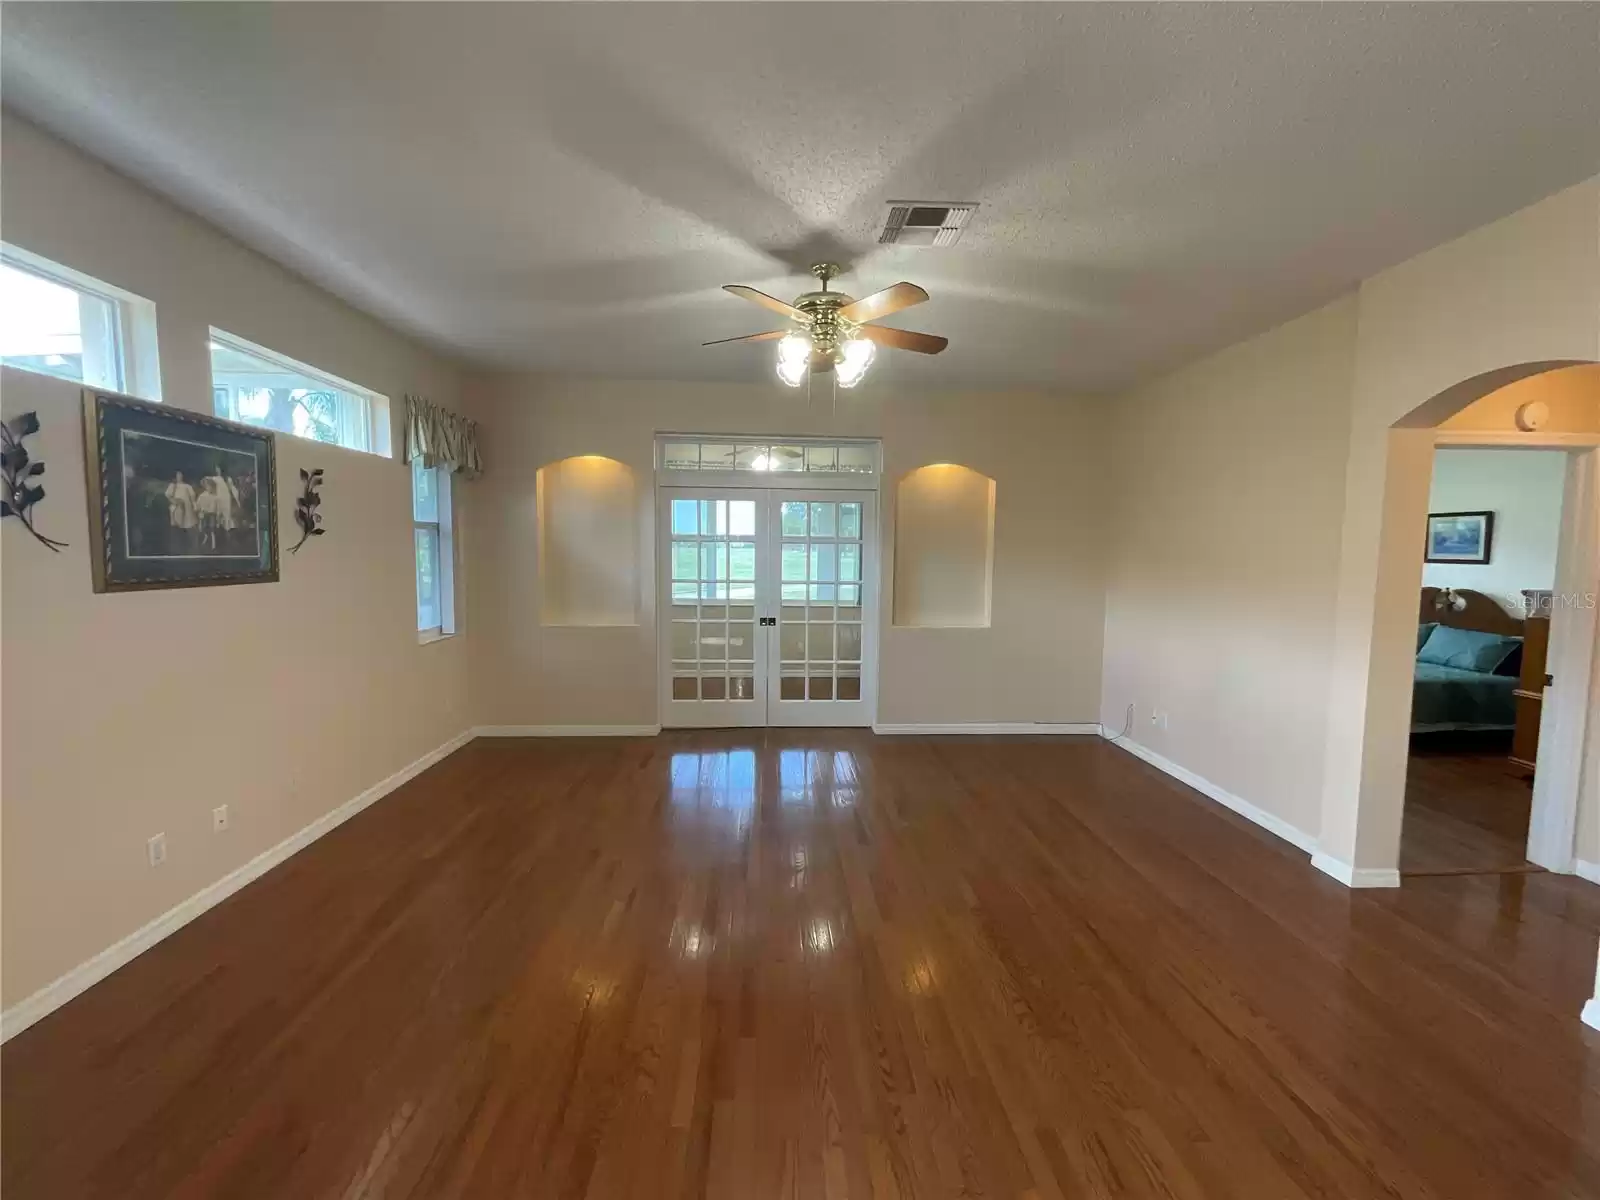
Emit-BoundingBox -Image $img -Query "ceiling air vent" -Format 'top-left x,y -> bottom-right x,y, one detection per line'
879,202 -> 978,248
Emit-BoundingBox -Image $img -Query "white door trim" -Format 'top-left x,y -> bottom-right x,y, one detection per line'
1527,446 -> 1600,872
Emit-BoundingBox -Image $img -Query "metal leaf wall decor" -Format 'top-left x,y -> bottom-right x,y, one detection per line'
290,467 -> 325,553
1,411 -> 67,551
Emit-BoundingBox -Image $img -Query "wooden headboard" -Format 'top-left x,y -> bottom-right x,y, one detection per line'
1420,587 -> 1524,636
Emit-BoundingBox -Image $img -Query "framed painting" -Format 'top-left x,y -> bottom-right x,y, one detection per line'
1425,510 -> 1494,565
82,388 -> 278,591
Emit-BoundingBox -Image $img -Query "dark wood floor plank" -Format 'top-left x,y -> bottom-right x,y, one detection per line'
4,732 -> 1599,1199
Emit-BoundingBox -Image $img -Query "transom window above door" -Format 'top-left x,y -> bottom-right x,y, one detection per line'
659,438 -> 877,476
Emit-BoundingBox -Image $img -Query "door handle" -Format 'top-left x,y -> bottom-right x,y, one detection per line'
760,616 -> 776,626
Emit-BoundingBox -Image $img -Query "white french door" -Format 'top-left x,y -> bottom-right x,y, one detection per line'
658,487 -> 877,728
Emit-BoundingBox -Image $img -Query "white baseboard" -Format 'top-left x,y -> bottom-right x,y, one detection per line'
474,724 -> 662,737
0,728 -> 477,1044
1310,852 -> 1401,889
1110,736 -> 1319,856
1575,860 -> 1600,885
872,722 -> 1102,736
1584,997 -> 1600,1032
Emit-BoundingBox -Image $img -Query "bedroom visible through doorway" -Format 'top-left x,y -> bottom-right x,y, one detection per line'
1400,448 -> 1568,876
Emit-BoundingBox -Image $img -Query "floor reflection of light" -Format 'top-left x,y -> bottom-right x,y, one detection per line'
779,749 -> 861,808
670,750 -> 757,826
790,847 -> 808,890
671,918 -> 713,961
779,749 -> 810,805
905,956 -> 938,996
830,750 -> 859,808
804,917 -> 837,955
572,967 -> 615,1007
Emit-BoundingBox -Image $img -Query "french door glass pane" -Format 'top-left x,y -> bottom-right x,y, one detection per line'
810,544 -> 836,581
839,502 -> 861,538
782,543 -> 807,580
698,499 -> 727,535
838,623 -> 862,662
672,541 -> 698,579
810,502 -> 836,537
781,501 -> 807,536
840,544 -> 860,582
672,498 -> 698,533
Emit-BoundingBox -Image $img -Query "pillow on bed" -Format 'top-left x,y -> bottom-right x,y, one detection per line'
1494,639 -> 1525,677
1416,621 -> 1438,653
1417,624 -> 1521,673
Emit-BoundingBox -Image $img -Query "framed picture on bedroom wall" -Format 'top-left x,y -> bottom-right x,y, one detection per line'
1425,510 -> 1494,565
82,388 -> 279,591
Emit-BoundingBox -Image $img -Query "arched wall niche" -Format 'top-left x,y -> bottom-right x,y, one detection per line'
892,464 -> 996,629
536,455 -> 639,627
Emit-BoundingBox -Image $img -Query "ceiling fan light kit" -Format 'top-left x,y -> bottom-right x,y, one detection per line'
706,261 -> 947,389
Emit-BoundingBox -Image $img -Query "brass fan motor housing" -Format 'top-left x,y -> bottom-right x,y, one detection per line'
793,263 -> 854,370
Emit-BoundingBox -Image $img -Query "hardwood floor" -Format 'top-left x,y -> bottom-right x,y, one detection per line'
1400,734 -> 1538,876
5,732 -> 1599,1199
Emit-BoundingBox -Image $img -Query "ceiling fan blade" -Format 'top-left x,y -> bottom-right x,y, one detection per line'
702,329 -> 787,347
857,325 -> 948,355
723,284 -> 805,320
838,282 -> 928,324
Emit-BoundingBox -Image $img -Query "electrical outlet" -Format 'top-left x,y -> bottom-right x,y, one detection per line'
147,833 -> 167,867
212,805 -> 230,833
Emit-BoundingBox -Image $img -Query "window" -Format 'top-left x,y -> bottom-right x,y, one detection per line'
413,457 -> 456,638
659,439 -> 877,475
209,330 -> 390,455
0,242 -> 160,398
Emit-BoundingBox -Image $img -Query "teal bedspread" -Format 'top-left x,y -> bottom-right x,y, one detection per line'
1411,662 -> 1517,732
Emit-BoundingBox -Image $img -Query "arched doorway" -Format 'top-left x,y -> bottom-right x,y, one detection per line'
1314,362 -> 1599,885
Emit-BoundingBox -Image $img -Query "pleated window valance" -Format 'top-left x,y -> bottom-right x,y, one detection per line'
404,394 -> 483,479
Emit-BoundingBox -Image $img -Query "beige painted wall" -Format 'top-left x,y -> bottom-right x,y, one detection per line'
1,116 -> 473,1008
464,376 -> 1107,729
1101,296 -> 1360,840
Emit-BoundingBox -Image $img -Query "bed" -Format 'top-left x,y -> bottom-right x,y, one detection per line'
1412,587 -> 1524,733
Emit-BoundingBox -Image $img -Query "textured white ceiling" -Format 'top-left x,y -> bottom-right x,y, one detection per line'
3,3 -> 1597,391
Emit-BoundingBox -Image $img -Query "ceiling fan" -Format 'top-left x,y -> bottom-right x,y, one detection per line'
704,262 -> 948,388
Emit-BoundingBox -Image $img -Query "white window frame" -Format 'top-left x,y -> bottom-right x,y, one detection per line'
208,328 -> 391,457
413,457 -> 457,642
0,241 -> 161,400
